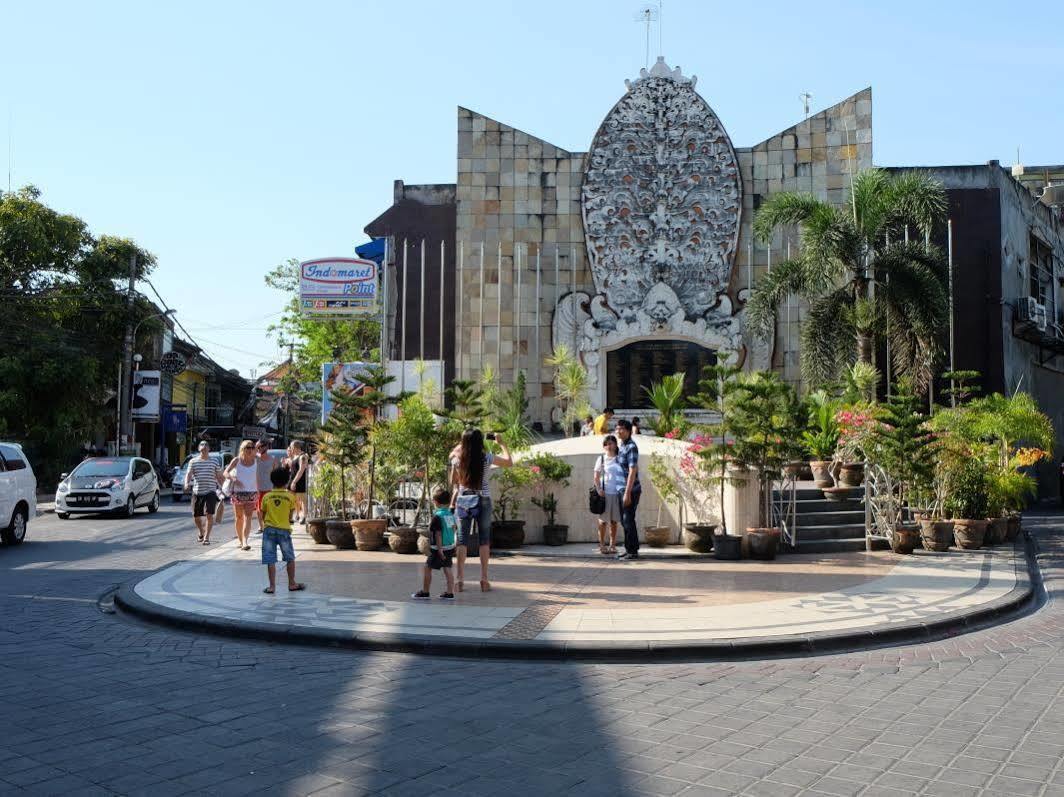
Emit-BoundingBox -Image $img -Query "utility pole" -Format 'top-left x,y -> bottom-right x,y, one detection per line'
283,341 -> 294,443
118,252 -> 137,453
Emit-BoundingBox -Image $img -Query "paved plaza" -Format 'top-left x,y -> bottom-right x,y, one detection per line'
123,529 -> 1029,654
0,504 -> 1062,796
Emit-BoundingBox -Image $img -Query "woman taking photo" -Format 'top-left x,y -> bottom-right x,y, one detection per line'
224,440 -> 259,551
450,429 -> 512,592
593,434 -> 624,554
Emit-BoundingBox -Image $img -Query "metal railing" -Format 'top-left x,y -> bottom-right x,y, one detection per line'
772,473 -> 798,548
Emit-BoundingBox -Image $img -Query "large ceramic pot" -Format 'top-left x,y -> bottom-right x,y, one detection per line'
918,518 -> 953,552
891,524 -> 920,555
809,460 -> 834,489
388,526 -> 419,554
306,518 -> 330,545
682,523 -> 716,553
543,524 -> 568,546
744,528 -> 781,561
952,518 -> 986,550
712,533 -> 743,560
822,486 -> 855,503
644,526 -> 671,547
325,519 -> 355,549
492,520 -> 525,549
985,517 -> 1009,546
837,463 -> 865,487
1005,514 -> 1022,542
351,519 -> 387,551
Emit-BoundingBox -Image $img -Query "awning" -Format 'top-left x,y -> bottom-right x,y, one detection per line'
355,238 -> 386,263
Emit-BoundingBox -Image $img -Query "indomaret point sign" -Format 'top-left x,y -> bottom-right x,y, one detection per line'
299,257 -> 379,317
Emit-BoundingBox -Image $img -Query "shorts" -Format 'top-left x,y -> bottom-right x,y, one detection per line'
426,548 -> 454,570
192,492 -> 219,518
262,527 -> 296,565
457,494 -> 492,548
598,493 -> 622,523
231,491 -> 258,508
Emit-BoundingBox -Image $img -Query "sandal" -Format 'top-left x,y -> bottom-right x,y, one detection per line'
480,580 -> 491,592
242,545 -> 251,551
197,533 -> 204,542
202,539 -> 211,545
263,587 -> 275,594
456,580 -> 464,593
288,583 -> 306,592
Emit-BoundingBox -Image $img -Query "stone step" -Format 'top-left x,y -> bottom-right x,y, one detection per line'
792,523 -> 867,541
796,509 -> 867,526
783,538 -> 869,554
792,498 -> 864,513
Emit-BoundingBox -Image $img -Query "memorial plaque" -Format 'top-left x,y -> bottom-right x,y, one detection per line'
606,341 -> 717,409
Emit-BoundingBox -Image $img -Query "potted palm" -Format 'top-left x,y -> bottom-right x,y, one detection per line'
491,464 -> 534,549
527,452 -> 572,546
803,391 -> 839,489
944,462 -> 988,549
644,372 -> 688,437
646,454 -> 679,547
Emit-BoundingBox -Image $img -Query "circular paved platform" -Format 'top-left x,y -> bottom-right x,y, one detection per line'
117,527 -> 1034,659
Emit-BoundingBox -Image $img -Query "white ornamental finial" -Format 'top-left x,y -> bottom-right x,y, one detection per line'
624,56 -> 696,92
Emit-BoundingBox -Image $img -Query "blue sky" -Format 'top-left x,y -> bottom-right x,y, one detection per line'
3,0 -> 1061,375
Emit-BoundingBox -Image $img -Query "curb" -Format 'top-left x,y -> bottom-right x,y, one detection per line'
115,534 -> 1039,662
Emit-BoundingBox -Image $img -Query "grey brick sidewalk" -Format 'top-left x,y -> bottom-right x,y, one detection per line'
1,505 -> 1063,796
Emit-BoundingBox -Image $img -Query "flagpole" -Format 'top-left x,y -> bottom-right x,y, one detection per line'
439,239 -> 445,402
401,239 -> 408,395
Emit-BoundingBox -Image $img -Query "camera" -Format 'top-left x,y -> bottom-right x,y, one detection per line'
485,433 -> 497,441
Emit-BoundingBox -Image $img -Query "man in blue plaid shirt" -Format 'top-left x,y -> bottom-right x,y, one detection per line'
614,419 -> 641,560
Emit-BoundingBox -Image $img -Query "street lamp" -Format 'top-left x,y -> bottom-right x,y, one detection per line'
120,309 -> 177,452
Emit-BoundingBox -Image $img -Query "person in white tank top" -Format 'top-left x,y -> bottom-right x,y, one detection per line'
223,440 -> 260,551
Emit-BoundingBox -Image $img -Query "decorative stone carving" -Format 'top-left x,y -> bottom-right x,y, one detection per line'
551,57 -> 744,400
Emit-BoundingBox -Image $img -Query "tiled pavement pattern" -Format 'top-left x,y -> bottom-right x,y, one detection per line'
1,505 -> 1062,796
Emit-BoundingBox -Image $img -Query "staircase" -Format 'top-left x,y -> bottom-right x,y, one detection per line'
782,485 -> 868,554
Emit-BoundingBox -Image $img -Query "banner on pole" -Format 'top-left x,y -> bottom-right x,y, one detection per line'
321,362 -> 373,423
300,257 -> 378,316
132,371 -> 162,423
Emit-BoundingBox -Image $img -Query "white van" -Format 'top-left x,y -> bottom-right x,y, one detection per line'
0,443 -> 37,545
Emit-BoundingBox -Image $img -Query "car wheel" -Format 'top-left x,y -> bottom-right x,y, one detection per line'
124,496 -> 136,518
57,512 -> 70,520
148,492 -> 160,514
1,507 -> 27,545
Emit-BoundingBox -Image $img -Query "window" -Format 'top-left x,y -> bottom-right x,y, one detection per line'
1029,233 -> 1056,324
134,460 -> 152,478
0,445 -> 27,471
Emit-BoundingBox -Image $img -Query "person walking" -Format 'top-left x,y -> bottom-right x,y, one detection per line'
614,419 -> 641,560
593,434 -> 624,554
224,440 -> 258,551
450,429 -> 513,593
592,408 -> 614,435
185,440 -> 223,545
287,440 -> 309,525
254,439 -> 277,533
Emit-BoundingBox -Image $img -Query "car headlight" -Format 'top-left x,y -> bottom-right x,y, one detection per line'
57,482 -> 69,494
92,479 -> 121,490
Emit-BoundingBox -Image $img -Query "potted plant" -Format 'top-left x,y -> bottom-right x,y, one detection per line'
802,391 -> 839,488
834,405 -> 878,487
693,363 -> 746,559
678,433 -> 717,553
544,345 -> 592,438
645,453 -> 679,547
644,372 -> 689,438
944,462 -> 988,549
727,371 -> 801,561
306,457 -> 342,544
491,463 -> 534,548
527,451 -> 572,546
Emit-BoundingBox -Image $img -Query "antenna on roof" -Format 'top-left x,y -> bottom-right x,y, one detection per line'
799,92 -> 812,120
634,4 -> 659,70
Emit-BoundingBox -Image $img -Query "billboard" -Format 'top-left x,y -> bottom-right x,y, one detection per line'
132,370 -> 162,423
321,362 -> 373,423
300,257 -> 378,317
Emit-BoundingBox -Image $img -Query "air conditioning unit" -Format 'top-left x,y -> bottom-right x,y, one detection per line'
1041,184 -> 1064,207
1017,297 -> 1048,331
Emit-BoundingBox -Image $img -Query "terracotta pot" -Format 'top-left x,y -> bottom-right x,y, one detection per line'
387,526 -> 419,554
985,517 -> 1008,546
492,520 -> 525,549
891,524 -> 920,555
837,463 -> 865,487
809,460 -> 833,489
712,533 -> 743,560
417,529 -> 431,555
783,461 -> 803,478
306,518 -> 330,545
822,486 -> 855,502
325,519 -> 355,549
351,518 -> 387,551
952,518 -> 986,550
543,524 -> 568,546
918,518 -> 953,552
1005,514 -> 1021,542
644,526 -> 671,547
682,523 -> 716,553
744,527 -> 781,560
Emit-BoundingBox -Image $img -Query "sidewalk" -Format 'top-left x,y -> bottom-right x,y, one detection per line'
117,523 -> 1034,659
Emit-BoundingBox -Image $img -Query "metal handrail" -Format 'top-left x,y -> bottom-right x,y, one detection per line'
772,473 -> 798,548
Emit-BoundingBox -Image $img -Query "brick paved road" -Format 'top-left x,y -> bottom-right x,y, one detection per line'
1,505 -> 1063,796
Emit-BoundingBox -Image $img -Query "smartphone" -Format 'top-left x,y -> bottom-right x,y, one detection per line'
485,433 -> 497,441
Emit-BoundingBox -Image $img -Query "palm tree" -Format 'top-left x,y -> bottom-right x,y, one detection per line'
746,168 -> 948,391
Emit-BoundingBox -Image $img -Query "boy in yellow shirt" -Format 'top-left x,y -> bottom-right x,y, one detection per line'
261,467 -> 305,594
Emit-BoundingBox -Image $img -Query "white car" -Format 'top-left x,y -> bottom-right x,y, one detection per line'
56,456 -> 161,518
170,452 -> 232,502
0,443 -> 37,545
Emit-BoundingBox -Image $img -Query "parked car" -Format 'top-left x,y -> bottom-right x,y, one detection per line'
0,443 -> 37,545
55,457 -> 160,518
170,452 -> 232,502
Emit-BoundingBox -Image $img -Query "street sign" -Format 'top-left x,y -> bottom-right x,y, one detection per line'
299,257 -> 378,317
159,350 -> 187,375
132,371 -> 162,423
242,425 -> 267,440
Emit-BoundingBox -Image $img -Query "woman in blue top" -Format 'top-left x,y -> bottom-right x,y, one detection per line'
450,429 -> 513,593
593,434 -> 625,555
